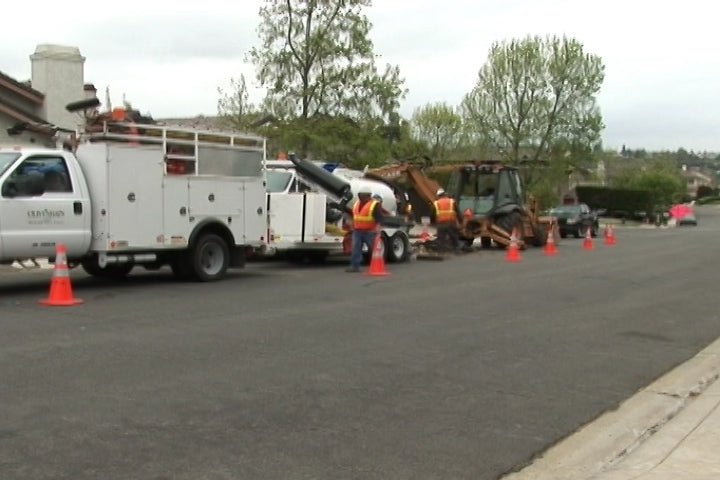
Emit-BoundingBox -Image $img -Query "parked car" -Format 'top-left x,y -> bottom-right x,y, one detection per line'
549,203 -> 599,238
677,213 -> 697,226
670,204 -> 697,226
676,211 -> 698,226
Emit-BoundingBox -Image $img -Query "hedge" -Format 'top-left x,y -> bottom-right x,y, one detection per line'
575,186 -> 654,215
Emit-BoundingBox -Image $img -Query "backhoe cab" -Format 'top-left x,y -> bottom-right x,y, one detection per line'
446,162 -> 551,249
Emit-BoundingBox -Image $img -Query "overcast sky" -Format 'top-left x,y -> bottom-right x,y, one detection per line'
1,0 -> 717,152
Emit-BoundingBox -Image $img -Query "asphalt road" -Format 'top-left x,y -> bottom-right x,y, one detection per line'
2,207 -> 720,480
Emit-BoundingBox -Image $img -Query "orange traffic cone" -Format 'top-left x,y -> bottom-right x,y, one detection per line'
604,224 -> 617,245
39,244 -> 83,306
505,228 -> 522,262
543,224 -> 558,256
365,235 -> 390,276
582,226 -> 595,250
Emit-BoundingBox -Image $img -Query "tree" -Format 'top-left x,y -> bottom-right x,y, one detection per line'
461,35 -> 605,188
410,103 -> 462,163
217,74 -> 258,131
610,157 -> 686,208
248,0 -> 406,158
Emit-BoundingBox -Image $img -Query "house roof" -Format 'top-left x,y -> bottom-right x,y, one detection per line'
0,97 -> 47,124
0,70 -> 44,104
0,69 -> 52,137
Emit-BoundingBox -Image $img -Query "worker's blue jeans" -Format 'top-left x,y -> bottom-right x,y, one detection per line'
350,229 -> 377,269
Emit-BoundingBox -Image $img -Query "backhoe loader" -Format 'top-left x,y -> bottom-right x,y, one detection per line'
365,160 -> 555,249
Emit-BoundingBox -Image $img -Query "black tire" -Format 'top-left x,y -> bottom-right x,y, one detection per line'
494,211 -> 523,247
532,223 -> 547,247
81,257 -> 133,278
190,234 -> 229,282
385,232 -> 409,263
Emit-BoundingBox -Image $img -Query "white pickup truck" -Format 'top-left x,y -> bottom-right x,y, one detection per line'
264,155 -> 413,263
0,114 -> 267,281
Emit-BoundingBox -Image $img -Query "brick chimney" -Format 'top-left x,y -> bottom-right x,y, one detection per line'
30,44 -> 86,130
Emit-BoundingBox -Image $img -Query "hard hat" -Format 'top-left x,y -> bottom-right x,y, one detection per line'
358,188 -> 372,195
436,188 -> 446,196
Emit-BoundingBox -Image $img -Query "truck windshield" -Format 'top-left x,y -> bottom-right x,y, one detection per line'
265,170 -> 293,193
0,152 -> 21,176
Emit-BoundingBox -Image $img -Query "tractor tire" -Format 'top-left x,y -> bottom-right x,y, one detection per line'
494,211 -> 523,246
532,223 -> 547,247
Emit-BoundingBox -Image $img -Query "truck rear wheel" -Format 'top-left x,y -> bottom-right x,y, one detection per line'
190,233 -> 229,282
385,232 -> 409,263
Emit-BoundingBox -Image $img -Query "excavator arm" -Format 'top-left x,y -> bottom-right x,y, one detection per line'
364,162 -> 442,221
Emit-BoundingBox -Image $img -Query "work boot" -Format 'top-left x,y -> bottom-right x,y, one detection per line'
345,267 -> 360,273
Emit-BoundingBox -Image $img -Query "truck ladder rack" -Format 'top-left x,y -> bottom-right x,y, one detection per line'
81,121 -> 266,175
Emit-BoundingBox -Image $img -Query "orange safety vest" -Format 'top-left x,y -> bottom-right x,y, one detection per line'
434,197 -> 457,223
352,199 -> 379,230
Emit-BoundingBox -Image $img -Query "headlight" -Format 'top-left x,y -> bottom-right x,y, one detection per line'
566,217 -> 579,224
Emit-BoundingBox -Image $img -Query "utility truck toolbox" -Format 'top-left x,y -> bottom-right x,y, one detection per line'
0,101 -> 267,281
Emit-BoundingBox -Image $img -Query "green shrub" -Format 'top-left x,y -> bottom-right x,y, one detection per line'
575,186 -> 653,215
696,196 -> 720,205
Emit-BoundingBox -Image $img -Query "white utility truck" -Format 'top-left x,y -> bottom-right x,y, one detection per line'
264,154 -> 412,263
0,105 -> 266,281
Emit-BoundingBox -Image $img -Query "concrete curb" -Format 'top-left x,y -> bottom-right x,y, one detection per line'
591,379 -> 720,479
501,337 -> 720,480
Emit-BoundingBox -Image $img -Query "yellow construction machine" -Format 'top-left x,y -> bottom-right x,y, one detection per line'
365,160 -> 555,249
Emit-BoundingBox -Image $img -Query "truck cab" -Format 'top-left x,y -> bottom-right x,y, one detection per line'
0,147 -> 92,261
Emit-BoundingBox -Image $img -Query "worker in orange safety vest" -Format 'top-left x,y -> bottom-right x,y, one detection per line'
432,188 -> 461,252
346,189 -> 383,272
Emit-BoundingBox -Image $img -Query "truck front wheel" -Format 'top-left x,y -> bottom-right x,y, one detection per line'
190,234 -> 229,282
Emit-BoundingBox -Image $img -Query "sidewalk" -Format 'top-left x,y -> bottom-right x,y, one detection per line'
502,337 -> 720,480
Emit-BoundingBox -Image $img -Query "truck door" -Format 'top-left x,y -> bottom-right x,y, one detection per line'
0,154 -> 90,259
